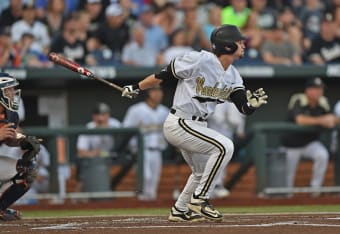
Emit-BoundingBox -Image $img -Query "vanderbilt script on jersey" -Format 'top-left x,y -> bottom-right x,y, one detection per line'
172,50 -> 244,117
195,77 -> 234,103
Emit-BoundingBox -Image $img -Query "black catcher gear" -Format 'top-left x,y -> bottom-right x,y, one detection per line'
210,24 -> 246,55
0,158 -> 37,213
20,136 -> 41,156
0,73 -> 21,112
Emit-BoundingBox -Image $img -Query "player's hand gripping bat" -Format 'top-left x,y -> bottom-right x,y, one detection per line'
48,52 -> 124,92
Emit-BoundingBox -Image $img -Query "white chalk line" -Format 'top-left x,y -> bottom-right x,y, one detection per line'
23,211 -> 340,220
32,222 -> 84,230
30,221 -> 340,230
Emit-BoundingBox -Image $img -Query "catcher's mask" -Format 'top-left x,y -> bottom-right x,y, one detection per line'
210,24 -> 246,56
0,73 -> 21,112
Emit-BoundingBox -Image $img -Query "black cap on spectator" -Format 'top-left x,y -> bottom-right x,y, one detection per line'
93,103 -> 111,114
305,77 -> 325,89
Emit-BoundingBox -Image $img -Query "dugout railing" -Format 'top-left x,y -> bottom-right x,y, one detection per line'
249,122 -> 340,196
22,127 -> 144,201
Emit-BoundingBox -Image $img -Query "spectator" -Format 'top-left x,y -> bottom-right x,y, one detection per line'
240,11 -> 265,63
306,12 -> 340,64
50,16 -> 87,64
335,5 -> 340,37
40,0 -> 66,43
35,0 -> 80,19
72,11 -> 91,43
176,0 -> 209,26
299,0 -> 324,50
96,3 -> 130,63
277,6 -> 303,53
119,0 -> 139,22
207,102 -> 247,199
11,2 -> 51,54
260,21 -> 302,65
0,0 -> 23,29
77,102 -> 121,158
84,0 -> 105,36
158,28 -> 193,65
121,25 -> 159,67
202,4 -> 222,41
281,77 -> 337,197
154,2 -> 178,36
12,32 -> 52,68
0,27 -> 12,67
123,87 -> 169,201
85,37 -> 116,66
137,4 -> 168,53
221,0 -> 251,29
250,0 -> 278,30
182,7 -> 210,51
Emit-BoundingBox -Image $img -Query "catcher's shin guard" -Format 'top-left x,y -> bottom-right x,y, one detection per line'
0,159 -> 37,211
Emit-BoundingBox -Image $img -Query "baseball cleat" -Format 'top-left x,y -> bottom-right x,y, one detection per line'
187,195 -> 223,222
0,208 -> 22,221
168,206 -> 205,222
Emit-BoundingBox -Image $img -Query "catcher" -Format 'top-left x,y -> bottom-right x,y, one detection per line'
0,72 -> 40,221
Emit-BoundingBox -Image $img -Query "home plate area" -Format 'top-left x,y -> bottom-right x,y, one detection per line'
1,213 -> 340,234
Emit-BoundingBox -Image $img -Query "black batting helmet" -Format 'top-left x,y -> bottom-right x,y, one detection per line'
210,24 -> 246,55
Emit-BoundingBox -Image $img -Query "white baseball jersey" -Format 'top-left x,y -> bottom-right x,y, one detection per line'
77,118 -> 121,152
123,102 -> 169,150
171,50 -> 244,118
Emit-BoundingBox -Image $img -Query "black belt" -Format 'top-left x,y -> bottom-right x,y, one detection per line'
170,108 -> 206,122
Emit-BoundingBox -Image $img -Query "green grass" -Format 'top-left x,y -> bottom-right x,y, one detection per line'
22,205 -> 340,218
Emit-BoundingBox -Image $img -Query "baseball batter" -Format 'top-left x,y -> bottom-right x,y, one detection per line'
122,24 -> 268,222
0,73 -> 40,221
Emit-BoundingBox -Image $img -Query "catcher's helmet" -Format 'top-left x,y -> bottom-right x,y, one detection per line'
210,24 -> 246,55
0,72 -> 20,112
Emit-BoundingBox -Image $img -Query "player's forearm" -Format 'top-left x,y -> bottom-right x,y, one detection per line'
137,74 -> 163,90
77,149 -> 100,158
295,115 -> 324,126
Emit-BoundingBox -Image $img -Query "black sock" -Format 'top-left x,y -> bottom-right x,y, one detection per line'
0,183 -> 27,211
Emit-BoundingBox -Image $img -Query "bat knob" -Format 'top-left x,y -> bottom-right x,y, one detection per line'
48,52 -> 58,62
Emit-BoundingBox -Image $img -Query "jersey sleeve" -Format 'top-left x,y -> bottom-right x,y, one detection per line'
171,51 -> 201,80
318,96 -> 331,113
77,135 -> 90,150
230,65 -> 245,92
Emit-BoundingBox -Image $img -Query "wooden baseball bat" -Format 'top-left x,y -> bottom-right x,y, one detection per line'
48,52 -> 124,92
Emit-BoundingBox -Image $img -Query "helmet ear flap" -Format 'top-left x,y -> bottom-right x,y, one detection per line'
224,42 -> 238,54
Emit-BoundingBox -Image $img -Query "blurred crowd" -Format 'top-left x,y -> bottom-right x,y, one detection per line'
0,0 -> 339,68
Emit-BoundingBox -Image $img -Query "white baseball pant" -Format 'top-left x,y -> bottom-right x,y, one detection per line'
140,149 -> 162,200
163,113 -> 234,211
285,141 -> 329,189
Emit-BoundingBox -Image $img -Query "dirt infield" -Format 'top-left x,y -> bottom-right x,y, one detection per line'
1,213 -> 340,234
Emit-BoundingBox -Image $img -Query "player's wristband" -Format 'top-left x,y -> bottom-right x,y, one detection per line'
241,103 -> 256,115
